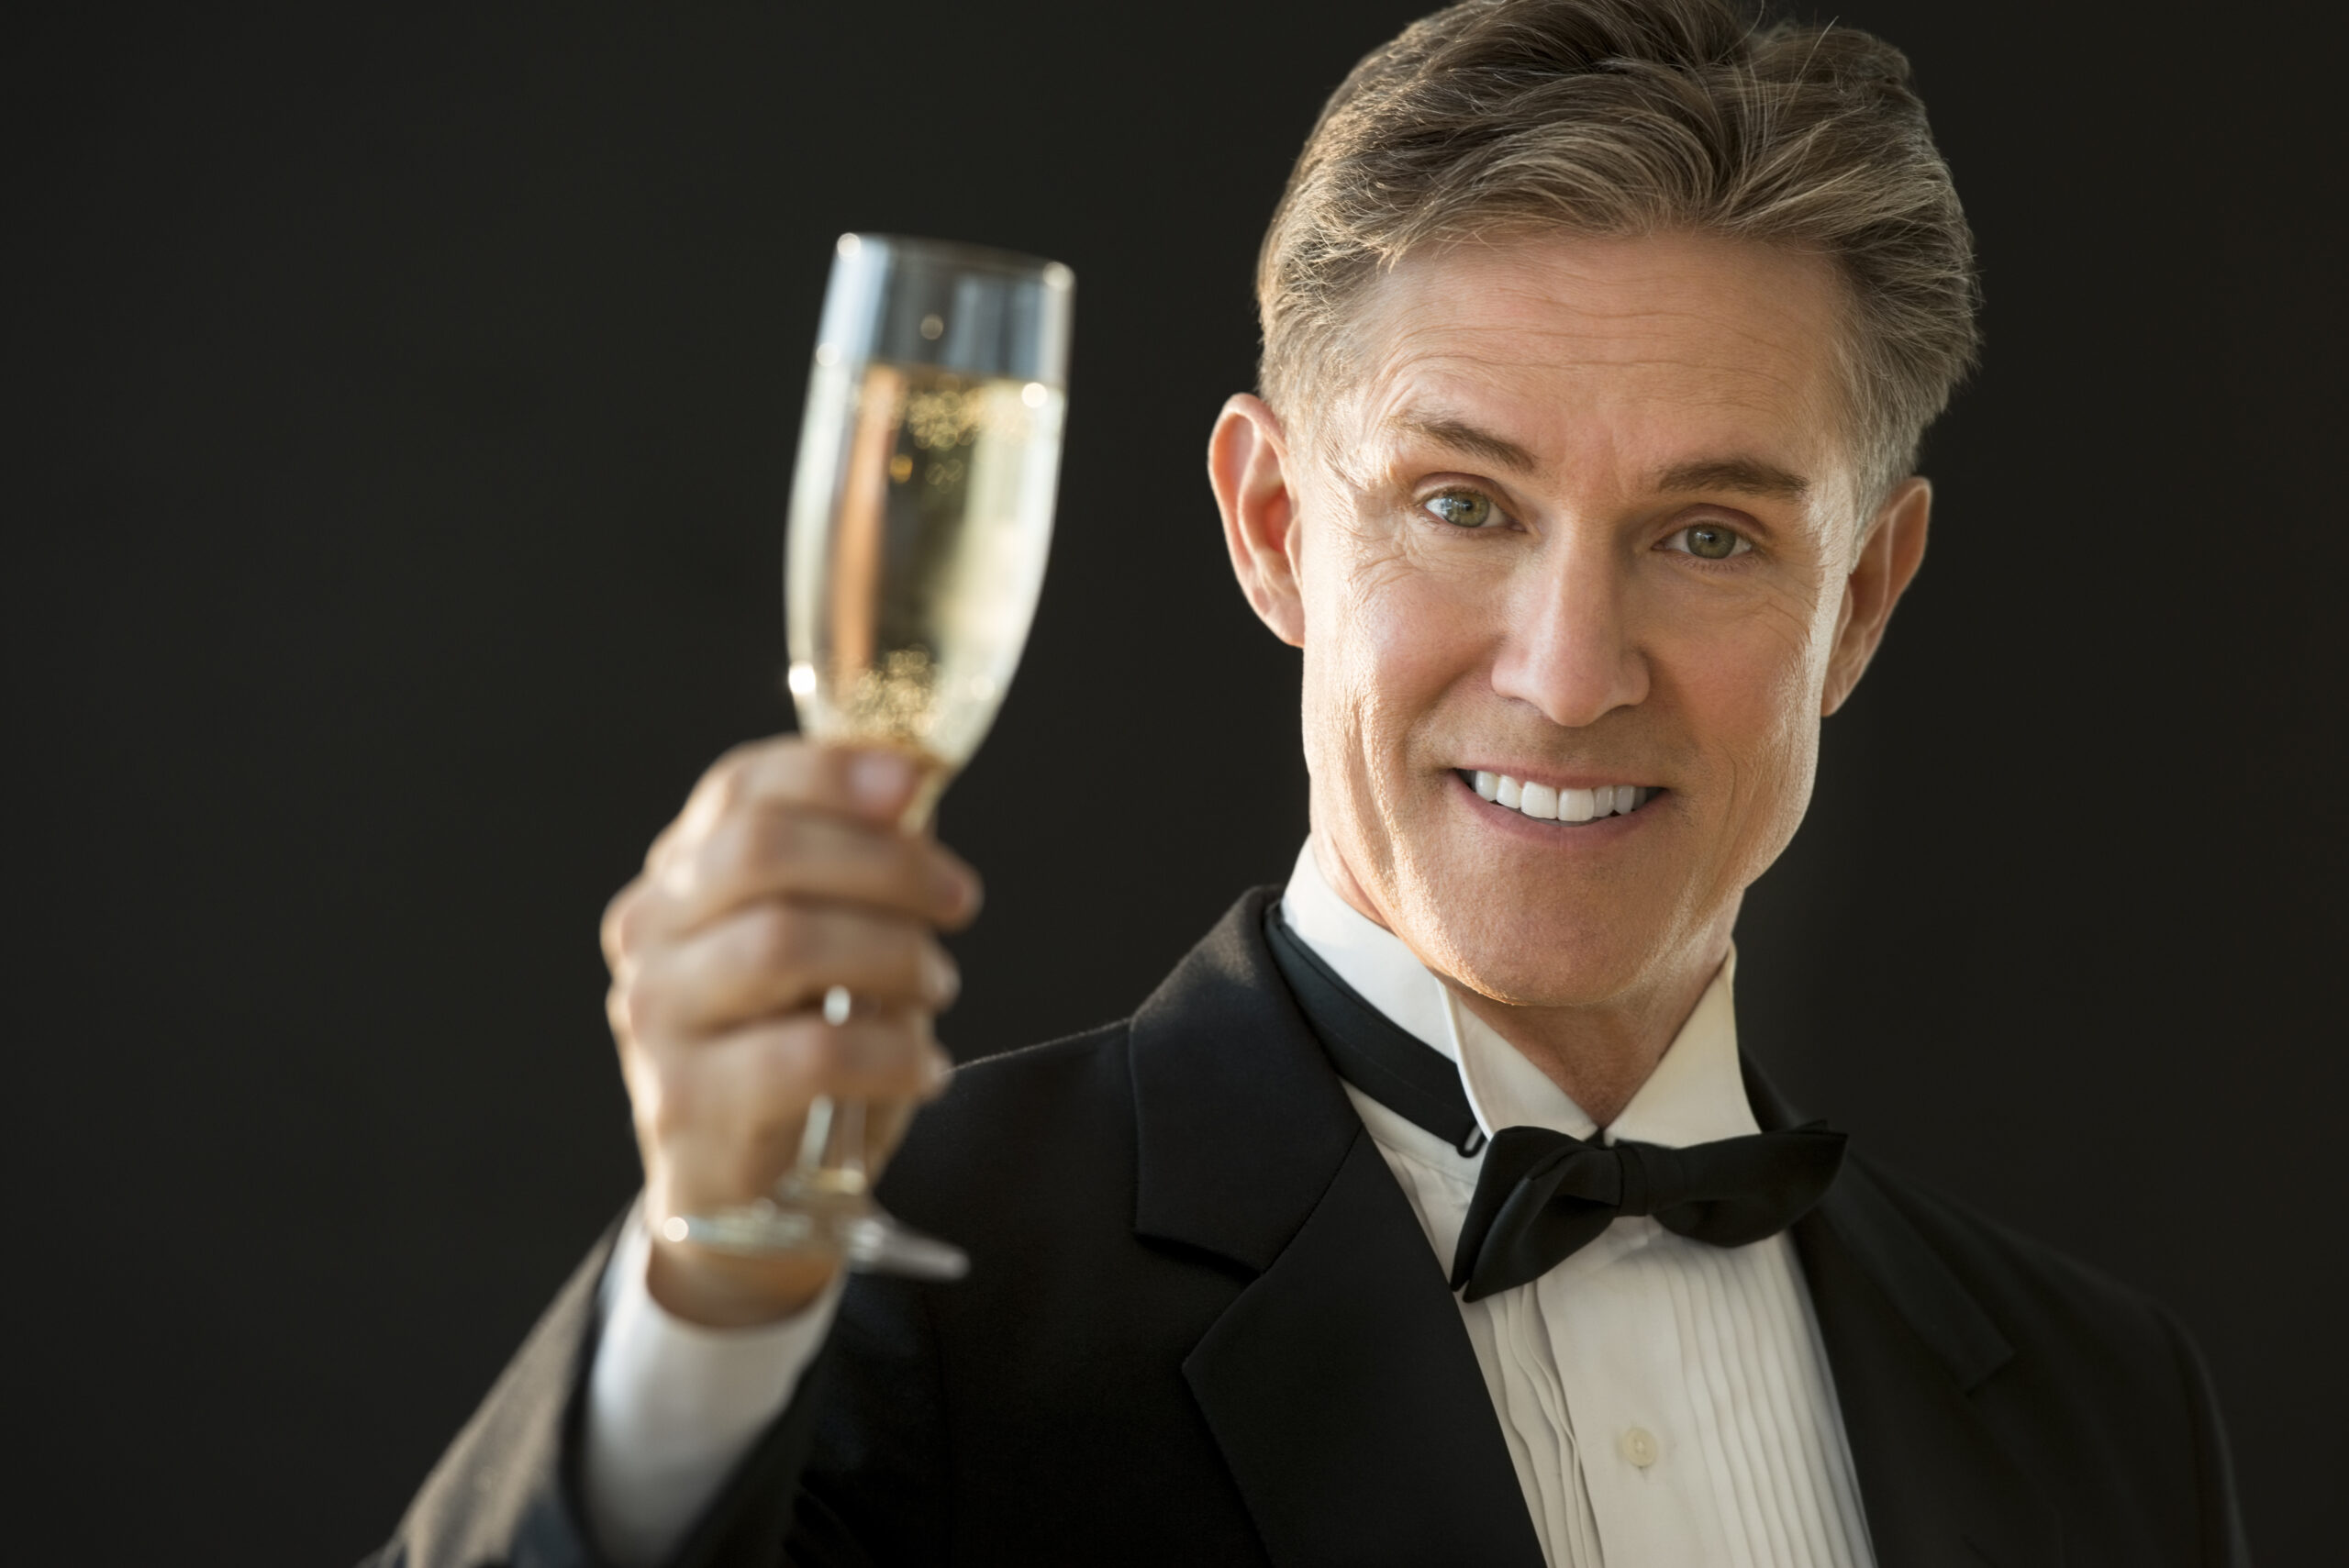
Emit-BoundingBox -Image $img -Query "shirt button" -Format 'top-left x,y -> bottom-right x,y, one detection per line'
1620,1427 -> 1660,1468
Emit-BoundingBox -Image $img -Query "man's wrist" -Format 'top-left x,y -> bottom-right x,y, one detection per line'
645,1236 -> 841,1329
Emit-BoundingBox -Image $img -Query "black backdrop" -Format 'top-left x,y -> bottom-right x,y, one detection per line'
11,1 -> 2344,1560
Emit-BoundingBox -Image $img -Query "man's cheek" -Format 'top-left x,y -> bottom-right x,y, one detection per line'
1692,656 -> 1818,867
1327,517 -> 1423,616
1353,568 -> 1476,693
1680,593 -> 1820,726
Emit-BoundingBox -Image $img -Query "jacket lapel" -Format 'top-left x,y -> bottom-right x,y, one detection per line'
1131,890 -> 1544,1568
1746,1062 -> 2062,1568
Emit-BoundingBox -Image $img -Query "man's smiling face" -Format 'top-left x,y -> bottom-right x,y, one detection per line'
1241,230 -> 1924,1013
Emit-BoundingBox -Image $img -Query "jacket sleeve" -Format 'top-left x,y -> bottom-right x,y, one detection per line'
2159,1307 -> 2253,1566
362,1219 -> 629,1568
362,1226 -> 938,1568
776,1273 -> 951,1566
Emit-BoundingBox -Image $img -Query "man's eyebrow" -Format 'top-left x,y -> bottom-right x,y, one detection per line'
1385,414 -> 1541,474
1653,456 -> 1810,503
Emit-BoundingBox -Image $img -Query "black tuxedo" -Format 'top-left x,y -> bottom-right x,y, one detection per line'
377,891 -> 2249,1567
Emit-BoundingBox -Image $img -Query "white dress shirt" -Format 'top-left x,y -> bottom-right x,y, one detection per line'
1282,842 -> 1875,1568
583,842 -> 1876,1567
581,1218 -> 842,1566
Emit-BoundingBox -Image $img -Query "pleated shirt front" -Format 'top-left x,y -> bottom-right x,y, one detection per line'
1280,845 -> 1876,1568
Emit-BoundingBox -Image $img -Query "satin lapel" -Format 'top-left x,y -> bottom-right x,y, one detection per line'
1132,891 -> 1544,1568
1183,1129 -> 1545,1568
1745,1059 -> 2060,1568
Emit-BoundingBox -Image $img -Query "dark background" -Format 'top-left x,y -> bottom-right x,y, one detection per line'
10,0 -> 2343,1559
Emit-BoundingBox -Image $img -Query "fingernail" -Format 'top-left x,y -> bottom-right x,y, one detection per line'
932,864 -> 977,919
923,947 -> 960,1006
851,751 -> 915,810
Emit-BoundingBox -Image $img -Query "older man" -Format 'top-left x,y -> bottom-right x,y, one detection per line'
378,2 -> 2247,1564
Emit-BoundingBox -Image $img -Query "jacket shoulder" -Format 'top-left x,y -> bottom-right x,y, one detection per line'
944,1018 -> 1136,1106
1801,1155 -> 2250,1564
1851,1153 -> 2178,1348
1843,1157 -> 2250,1561
875,1019 -> 1141,1229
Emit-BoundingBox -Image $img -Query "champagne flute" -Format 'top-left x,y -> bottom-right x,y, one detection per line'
666,233 -> 1073,1279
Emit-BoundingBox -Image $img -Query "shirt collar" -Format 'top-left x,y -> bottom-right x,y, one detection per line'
1278,840 -> 1757,1149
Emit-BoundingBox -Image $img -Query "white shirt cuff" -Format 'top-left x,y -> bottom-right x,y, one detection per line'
581,1207 -> 843,1568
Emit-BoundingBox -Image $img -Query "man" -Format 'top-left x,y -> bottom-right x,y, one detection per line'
378,1 -> 2249,1563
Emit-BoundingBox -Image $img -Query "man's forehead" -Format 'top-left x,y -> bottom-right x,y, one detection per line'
1323,235 -> 1853,493
1342,361 -> 1833,496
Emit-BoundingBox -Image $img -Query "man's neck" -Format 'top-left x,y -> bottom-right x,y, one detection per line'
1311,833 -> 1737,1128
1442,956 -> 1728,1127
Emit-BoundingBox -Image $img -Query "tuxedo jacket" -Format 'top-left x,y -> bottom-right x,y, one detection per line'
378,891 -> 2250,1568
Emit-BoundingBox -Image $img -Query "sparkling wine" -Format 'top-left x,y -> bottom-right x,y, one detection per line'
785,360 -> 1064,776
674,235 -> 1069,1277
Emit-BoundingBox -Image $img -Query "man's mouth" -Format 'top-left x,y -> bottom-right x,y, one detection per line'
1457,769 -> 1658,824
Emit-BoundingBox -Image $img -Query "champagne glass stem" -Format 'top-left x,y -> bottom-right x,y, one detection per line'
778,783 -> 948,1251
793,986 -> 870,1195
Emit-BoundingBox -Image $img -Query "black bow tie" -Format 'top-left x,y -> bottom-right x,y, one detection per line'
1447,1122 -> 1845,1300
1264,904 -> 1846,1303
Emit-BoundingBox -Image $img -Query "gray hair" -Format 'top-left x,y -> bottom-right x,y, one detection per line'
1258,0 -> 1980,509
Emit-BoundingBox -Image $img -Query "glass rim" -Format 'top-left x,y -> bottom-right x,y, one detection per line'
835,231 -> 1074,287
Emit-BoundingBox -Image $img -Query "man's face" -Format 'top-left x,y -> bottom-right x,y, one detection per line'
1256,232 -> 1909,1009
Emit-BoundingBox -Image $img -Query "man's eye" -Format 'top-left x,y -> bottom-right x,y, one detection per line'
1425,491 -> 1496,528
1666,522 -> 1751,561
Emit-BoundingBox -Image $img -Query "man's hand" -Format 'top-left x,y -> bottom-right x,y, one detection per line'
601,740 -> 981,1328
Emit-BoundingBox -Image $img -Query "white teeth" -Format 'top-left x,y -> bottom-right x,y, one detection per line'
1473,773 -> 1649,824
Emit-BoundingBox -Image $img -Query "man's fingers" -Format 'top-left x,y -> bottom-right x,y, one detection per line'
609,817 -> 974,966
622,903 -> 959,1040
639,1010 -> 950,1201
658,806 -> 980,937
705,1009 -> 948,1121
669,739 -> 925,860
607,739 -> 981,966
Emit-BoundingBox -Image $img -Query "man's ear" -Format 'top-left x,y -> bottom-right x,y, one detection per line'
1208,394 -> 1306,648
1820,475 -> 1932,716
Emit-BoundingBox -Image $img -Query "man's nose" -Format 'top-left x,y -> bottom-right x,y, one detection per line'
1486,537 -> 1649,728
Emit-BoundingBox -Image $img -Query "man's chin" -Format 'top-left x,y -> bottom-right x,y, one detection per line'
1402,901 -> 1670,1012
1439,951 -> 1657,1012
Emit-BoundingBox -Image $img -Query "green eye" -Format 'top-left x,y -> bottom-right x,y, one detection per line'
1675,523 -> 1747,560
1426,491 -> 1495,528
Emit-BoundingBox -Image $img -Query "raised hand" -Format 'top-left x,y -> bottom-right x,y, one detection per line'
600,740 -> 981,1326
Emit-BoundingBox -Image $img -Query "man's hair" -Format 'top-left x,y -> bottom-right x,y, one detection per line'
1258,0 -> 1979,507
